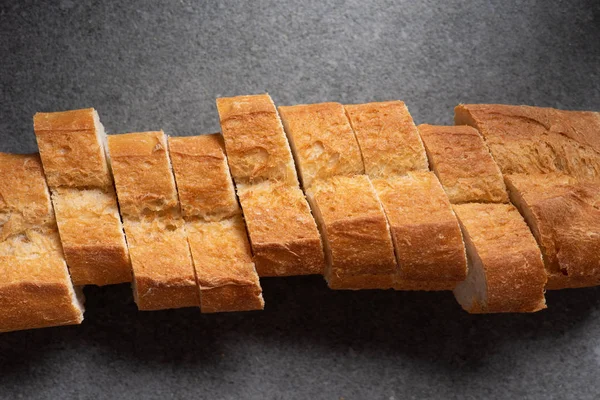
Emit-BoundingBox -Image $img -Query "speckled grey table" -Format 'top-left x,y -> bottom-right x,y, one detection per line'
1,1 -> 600,399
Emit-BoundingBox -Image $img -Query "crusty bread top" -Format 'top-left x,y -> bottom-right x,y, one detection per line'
345,101 -> 429,177
33,108 -> 112,189
0,153 -> 54,239
452,203 -> 547,313
371,171 -> 467,282
107,131 -> 179,216
216,94 -> 299,186
278,102 -> 364,188
169,134 -> 240,221
305,174 -> 397,276
418,124 -> 509,203
236,181 -> 321,245
455,104 -> 600,180
505,173 -> 600,279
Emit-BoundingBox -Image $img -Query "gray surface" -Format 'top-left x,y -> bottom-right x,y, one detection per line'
0,1 -> 600,399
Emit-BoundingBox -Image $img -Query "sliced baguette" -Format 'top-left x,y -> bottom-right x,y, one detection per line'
418,124 -> 509,204
33,109 -> 131,286
0,153 -> 84,332
453,203 -> 547,313
505,173 -> 600,289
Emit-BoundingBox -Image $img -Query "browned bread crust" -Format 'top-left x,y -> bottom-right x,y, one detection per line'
169,135 -> 240,221
108,131 -> 199,310
278,102 -> 364,188
345,101 -> 429,177
217,94 -> 299,186
0,153 -> 84,332
505,173 -> 600,289
418,124 -> 509,203
306,175 -> 397,289
372,172 -> 467,286
237,182 -> 325,276
453,203 -> 547,313
455,104 -> 600,180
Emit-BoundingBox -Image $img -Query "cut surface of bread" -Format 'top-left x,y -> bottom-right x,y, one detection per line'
455,104 -> 600,180
33,108 -> 131,286
169,135 -> 240,221
237,181 -> 325,276
305,175 -> 397,289
216,94 -> 299,186
452,203 -> 547,313
344,101 -> 429,177
108,131 -> 199,310
186,216 -> 264,313
0,153 -> 84,332
505,173 -> 600,289
278,102 -> 364,188
168,134 -> 263,312
418,124 -> 509,204
371,172 -> 467,286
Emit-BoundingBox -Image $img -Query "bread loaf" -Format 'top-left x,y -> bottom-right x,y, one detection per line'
453,203 -> 547,313
0,153 -> 84,332
455,104 -> 600,180
505,173 -> 600,289
33,109 -> 131,286
169,135 -> 264,312
108,131 -> 199,310
217,94 -> 325,277
418,124 -> 509,204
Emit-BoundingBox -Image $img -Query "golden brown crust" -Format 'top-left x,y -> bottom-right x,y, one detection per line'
169,134 -> 240,221
124,216 -> 199,311
372,172 -> 467,285
108,131 -> 179,216
0,153 -> 84,333
327,273 -> 395,290
237,182 -> 325,276
344,101 -> 429,177
186,216 -> 264,312
455,104 -> 600,180
418,124 -> 509,203
452,203 -> 547,313
33,108 -> 112,189
216,94 -> 299,186
305,175 -> 397,288
278,102 -> 364,188
505,173 -> 600,289
394,279 -> 459,291
51,187 -> 131,285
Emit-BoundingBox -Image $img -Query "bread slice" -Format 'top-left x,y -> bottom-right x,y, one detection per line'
278,102 -> 364,188
168,134 -> 264,313
505,173 -> 600,289
107,131 -> 199,310
186,216 -> 264,313
344,101 -> 429,177
305,175 -> 397,289
418,124 -> 509,204
236,181 -> 325,276
33,109 -> 131,286
452,203 -> 547,313
216,94 -> 299,186
0,153 -> 84,332
455,104 -> 600,180
371,172 -> 467,288
169,135 -> 240,221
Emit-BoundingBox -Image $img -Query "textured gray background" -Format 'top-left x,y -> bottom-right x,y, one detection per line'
1,1 -> 600,399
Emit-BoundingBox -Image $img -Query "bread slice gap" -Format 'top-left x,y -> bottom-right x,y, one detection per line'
169,134 -> 264,312
452,203 -> 547,313
33,108 -> 131,286
0,153 -> 84,332
108,131 -> 199,310
505,173 -> 600,289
